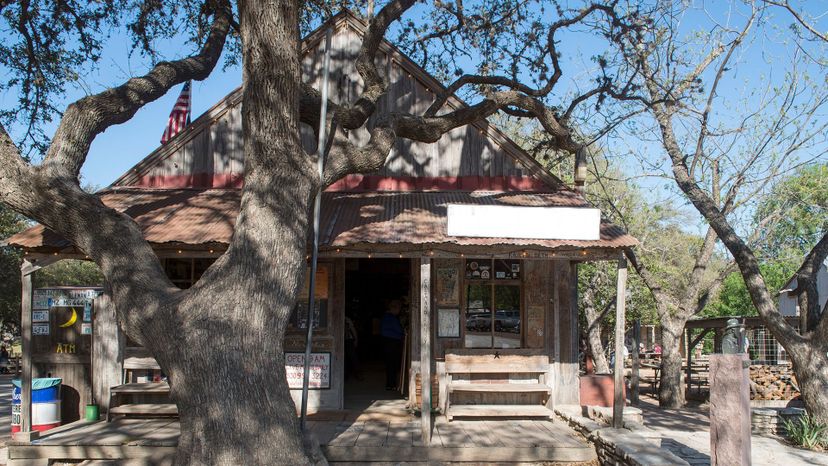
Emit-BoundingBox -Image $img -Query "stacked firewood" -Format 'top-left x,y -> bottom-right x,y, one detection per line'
749,365 -> 800,400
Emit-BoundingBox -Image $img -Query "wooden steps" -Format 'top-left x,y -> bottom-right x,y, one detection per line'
446,404 -> 553,420
449,383 -> 551,393
110,382 -> 170,395
109,403 -> 178,416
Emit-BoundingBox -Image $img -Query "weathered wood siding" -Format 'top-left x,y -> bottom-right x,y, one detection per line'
116,19 -> 548,188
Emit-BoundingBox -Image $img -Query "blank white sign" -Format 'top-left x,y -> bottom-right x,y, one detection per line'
447,204 -> 601,240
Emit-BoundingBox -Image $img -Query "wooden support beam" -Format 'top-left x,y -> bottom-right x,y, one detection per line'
17,260 -> 35,439
686,328 -> 693,392
420,259 -> 432,444
631,319 -> 640,406
613,256 -> 627,428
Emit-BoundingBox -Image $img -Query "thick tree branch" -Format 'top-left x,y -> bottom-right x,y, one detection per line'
797,233 -> 828,333
42,0 -> 232,178
335,0 -> 416,130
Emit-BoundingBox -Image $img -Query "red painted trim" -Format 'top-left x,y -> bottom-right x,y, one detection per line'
131,173 -> 244,189
126,173 -> 554,192
326,175 -> 553,192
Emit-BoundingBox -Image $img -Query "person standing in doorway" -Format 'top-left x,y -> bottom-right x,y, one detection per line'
344,314 -> 361,380
381,300 -> 404,391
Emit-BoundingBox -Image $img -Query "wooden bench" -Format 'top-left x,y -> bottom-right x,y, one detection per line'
108,349 -> 175,420
445,353 -> 553,421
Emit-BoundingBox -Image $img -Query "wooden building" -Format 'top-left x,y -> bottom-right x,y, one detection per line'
6,11 -> 636,440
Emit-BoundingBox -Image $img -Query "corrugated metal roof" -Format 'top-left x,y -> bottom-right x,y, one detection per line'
5,188 -> 637,251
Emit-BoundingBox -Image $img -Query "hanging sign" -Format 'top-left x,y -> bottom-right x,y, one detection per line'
285,352 -> 330,389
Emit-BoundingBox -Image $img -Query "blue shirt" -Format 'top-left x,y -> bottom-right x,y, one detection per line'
380,313 -> 404,340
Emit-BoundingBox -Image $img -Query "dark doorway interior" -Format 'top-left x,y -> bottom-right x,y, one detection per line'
344,258 -> 410,409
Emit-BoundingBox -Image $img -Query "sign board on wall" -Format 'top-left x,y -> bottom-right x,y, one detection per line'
447,204 -> 601,240
285,352 -> 331,389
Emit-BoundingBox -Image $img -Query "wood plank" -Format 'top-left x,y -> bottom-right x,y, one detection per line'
445,362 -> 548,373
326,421 -> 363,446
109,404 -> 178,416
9,445 -> 178,461
420,259 -> 432,444
20,262 -> 33,433
448,383 -> 551,393
613,256 -> 628,428
321,445 -> 595,463
355,421 -> 389,446
384,422 -> 415,447
110,383 -> 170,394
434,418 -> 474,447
447,405 -> 553,419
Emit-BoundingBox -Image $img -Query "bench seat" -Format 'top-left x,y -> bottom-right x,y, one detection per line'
110,382 -> 170,395
447,404 -> 553,420
449,383 -> 552,393
444,353 -> 552,421
109,403 -> 178,416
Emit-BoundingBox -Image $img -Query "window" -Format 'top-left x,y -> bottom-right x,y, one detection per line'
163,257 -> 217,289
289,264 -> 330,330
463,259 -> 522,349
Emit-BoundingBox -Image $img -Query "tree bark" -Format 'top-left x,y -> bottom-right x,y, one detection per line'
582,281 -> 611,374
658,316 -> 685,408
163,1 -> 318,463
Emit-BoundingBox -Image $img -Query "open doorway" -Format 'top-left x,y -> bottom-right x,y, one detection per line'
344,258 -> 411,410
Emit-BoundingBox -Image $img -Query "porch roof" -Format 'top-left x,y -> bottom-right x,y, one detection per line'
5,187 -> 637,253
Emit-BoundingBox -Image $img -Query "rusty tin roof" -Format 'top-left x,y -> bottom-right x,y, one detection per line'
6,187 -> 637,253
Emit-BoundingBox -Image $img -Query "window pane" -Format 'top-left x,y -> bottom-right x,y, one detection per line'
494,285 -> 520,348
494,259 -> 521,280
465,283 -> 492,348
465,259 -> 492,280
164,258 -> 192,282
193,258 -> 217,282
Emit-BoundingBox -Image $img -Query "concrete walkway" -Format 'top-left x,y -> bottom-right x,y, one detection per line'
638,397 -> 828,465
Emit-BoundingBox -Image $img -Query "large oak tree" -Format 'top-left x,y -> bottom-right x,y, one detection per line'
0,1 -> 649,463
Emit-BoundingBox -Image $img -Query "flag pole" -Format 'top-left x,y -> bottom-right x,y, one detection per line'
300,26 -> 333,432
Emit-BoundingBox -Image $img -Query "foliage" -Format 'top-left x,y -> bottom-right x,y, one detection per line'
0,1 -> 239,158
33,260 -> 103,288
754,163 -> 828,264
0,206 -> 26,331
703,262 -> 799,318
783,413 -> 828,450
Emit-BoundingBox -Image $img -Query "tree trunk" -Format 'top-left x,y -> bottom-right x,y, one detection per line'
659,317 -> 685,408
790,351 -> 828,425
583,291 -> 611,374
147,1 -> 321,464
586,321 -> 610,374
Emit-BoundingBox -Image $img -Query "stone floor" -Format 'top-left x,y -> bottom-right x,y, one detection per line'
638,396 -> 828,465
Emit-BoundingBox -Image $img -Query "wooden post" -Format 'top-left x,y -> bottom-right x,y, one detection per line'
686,328 -> 693,394
18,260 -> 36,439
420,259 -> 432,444
613,256 -> 627,428
631,319 -> 640,406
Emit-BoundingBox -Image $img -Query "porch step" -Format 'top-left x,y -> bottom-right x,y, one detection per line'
447,404 -> 553,420
449,383 -> 551,393
109,403 -> 178,417
110,382 -> 170,394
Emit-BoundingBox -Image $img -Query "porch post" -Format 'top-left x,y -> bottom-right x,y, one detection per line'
420,258 -> 432,444
631,319 -> 640,406
17,260 -> 35,439
613,256 -> 628,428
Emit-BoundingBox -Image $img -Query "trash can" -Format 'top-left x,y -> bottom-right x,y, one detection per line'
11,378 -> 62,433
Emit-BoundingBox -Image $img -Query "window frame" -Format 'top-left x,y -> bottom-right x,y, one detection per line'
461,259 -> 524,349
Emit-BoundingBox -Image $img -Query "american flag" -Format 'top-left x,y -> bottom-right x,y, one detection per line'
160,81 -> 192,144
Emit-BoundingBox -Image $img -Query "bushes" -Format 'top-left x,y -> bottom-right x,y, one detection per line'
782,413 -> 827,450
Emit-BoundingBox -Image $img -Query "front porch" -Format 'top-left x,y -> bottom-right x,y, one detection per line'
8,408 -> 597,465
